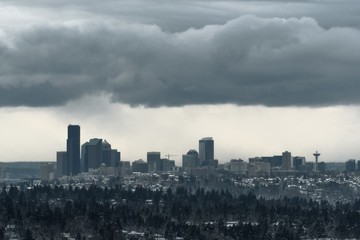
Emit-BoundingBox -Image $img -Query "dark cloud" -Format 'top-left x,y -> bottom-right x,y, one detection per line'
3,0 -> 360,33
0,15 -> 359,107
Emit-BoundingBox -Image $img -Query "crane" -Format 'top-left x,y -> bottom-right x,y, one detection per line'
165,153 -> 177,160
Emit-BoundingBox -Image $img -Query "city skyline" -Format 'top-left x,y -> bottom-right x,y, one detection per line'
0,0 -> 360,164
56,124 -> 323,175
1,106 -> 360,164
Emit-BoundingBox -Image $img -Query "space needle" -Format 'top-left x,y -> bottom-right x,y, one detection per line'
313,151 -> 320,171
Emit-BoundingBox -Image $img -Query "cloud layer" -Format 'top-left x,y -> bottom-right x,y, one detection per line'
1,9 -> 360,107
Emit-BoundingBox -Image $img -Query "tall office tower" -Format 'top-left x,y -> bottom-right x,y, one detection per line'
66,125 -> 80,176
199,137 -> 214,166
282,151 -> 292,171
147,152 -> 160,172
83,138 -> 103,171
56,151 -> 67,178
80,142 -> 89,173
116,152 -> 121,167
182,149 -> 199,171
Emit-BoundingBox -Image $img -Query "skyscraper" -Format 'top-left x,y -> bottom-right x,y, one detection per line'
66,125 -> 80,176
82,138 -> 121,172
83,138 -> 102,171
102,139 -> 121,167
147,152 -> 160,172
199,137 -> 214,166
282,151 -> 292,171
56,151 -> 67,178
182,149 -> 199,171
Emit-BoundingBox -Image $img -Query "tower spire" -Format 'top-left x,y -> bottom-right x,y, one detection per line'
313,150 -> 320,172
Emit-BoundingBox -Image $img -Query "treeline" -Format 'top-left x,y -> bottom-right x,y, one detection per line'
1,184 -> 360,239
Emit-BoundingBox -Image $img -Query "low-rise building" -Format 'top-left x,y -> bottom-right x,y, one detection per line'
132,159 -> 149,173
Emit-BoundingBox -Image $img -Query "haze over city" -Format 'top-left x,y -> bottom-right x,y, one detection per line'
1,0 -> 360,164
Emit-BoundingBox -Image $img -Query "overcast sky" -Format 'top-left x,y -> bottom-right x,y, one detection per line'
0,0 -> 360,164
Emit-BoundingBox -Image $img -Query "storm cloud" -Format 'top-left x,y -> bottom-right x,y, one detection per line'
0,14 -> 359,107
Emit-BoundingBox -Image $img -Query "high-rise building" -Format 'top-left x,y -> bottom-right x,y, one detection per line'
66,125 -> 80,176
158,158 -> 170,172
56,151 -> 67,178
346,159 -> 356,172
199,137 -> 214,166
82,139 -> 121,172
182,149 -> 199,171
83,138 -> 103,171
169,160 -> 175,169
80,142 -> 88,173
147,152 -> 160,172
282,151 -> 292,171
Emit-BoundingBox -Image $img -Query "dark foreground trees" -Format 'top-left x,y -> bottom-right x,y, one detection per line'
0,184 -> 359,239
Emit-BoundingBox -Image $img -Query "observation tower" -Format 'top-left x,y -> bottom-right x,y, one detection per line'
313,151 -> 320,171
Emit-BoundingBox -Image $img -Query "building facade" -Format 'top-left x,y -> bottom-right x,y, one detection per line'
56,151 -> 67,178
346,159 -> 356,172
261,156 -> 283,168
102,149 -> 121,168
66,125 -> 80,176
282,151 -> 292,171
147,152 -> 160,172
132,159 -> 149,173
83,138 -> 103,171
293,156 -> 306,170
199,137 -> 214,166
182,149 -> 199,172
